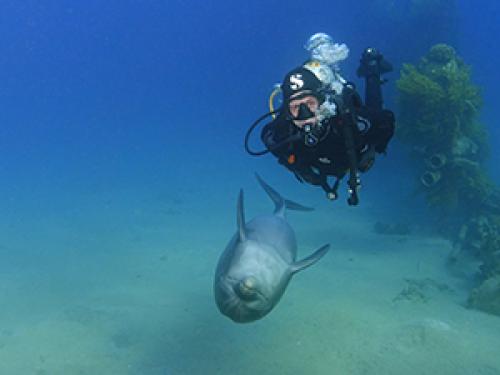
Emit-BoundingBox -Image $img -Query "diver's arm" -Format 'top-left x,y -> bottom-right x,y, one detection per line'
356,48 -> 395,154
290,163 -> 341,200
370,109 -> 395,153
356,48 -> 393,113
357,104 -> 395,154
290,165 -> 324,186
261,122 -> 277,151
261,117 -> 292,153
262,119 -> 331,194
262,130 -> 326,186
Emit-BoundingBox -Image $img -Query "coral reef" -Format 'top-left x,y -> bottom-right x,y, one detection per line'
396,44 -> 500,316
397,45 -> 483,152
468,275 -> 500,316
397,44 -> 491,218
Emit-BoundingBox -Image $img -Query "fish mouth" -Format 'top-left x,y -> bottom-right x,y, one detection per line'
216,276 -> 269,322
225,276 -> 269,303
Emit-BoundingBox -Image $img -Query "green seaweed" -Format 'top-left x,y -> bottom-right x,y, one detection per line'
396,44 -> 490,210
396,44 -> 500,300
396,44 -> 483,152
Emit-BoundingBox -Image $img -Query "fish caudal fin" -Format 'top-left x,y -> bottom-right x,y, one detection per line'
291,244 -> 330,274
255,173 -> 313,217
237,189 -> 247,241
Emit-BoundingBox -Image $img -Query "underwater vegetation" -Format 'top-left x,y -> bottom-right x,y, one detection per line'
396,44 -> 500,316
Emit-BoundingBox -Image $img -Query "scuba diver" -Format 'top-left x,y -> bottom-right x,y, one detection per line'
245,33 -> 395,205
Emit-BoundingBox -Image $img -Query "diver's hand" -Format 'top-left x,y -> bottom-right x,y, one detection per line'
356,48 -> 393,78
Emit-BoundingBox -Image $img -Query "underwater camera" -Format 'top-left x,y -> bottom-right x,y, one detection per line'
357,48 -> 393,78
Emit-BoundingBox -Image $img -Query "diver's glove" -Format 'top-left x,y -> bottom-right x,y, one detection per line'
356,48 -> 393,78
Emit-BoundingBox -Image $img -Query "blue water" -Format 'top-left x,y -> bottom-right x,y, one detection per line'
0,1 -> 499,374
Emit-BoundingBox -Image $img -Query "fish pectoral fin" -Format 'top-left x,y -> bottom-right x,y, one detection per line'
291,244 -> 330,274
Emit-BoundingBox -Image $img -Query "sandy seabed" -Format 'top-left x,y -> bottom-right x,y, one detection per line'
1,188 -> 499,375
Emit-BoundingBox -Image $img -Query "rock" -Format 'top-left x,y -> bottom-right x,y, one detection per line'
393,278 -> 454,303
468,275 -> 500,316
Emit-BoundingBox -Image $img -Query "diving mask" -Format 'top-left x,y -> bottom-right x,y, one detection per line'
288,93 -> 319,123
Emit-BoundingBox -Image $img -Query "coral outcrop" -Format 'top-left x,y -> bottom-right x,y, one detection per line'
396,44 -> 500,316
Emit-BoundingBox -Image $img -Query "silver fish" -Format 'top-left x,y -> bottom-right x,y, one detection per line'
214,174 -> 330,323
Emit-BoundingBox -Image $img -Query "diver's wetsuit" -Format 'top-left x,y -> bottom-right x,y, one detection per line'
261,93 -> 395,190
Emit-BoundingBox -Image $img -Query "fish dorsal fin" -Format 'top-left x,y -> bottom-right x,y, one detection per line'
291,244 -> 330,274
255,173 -> 314,217
255,173 -> 286,217
237,189 -> 246,241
